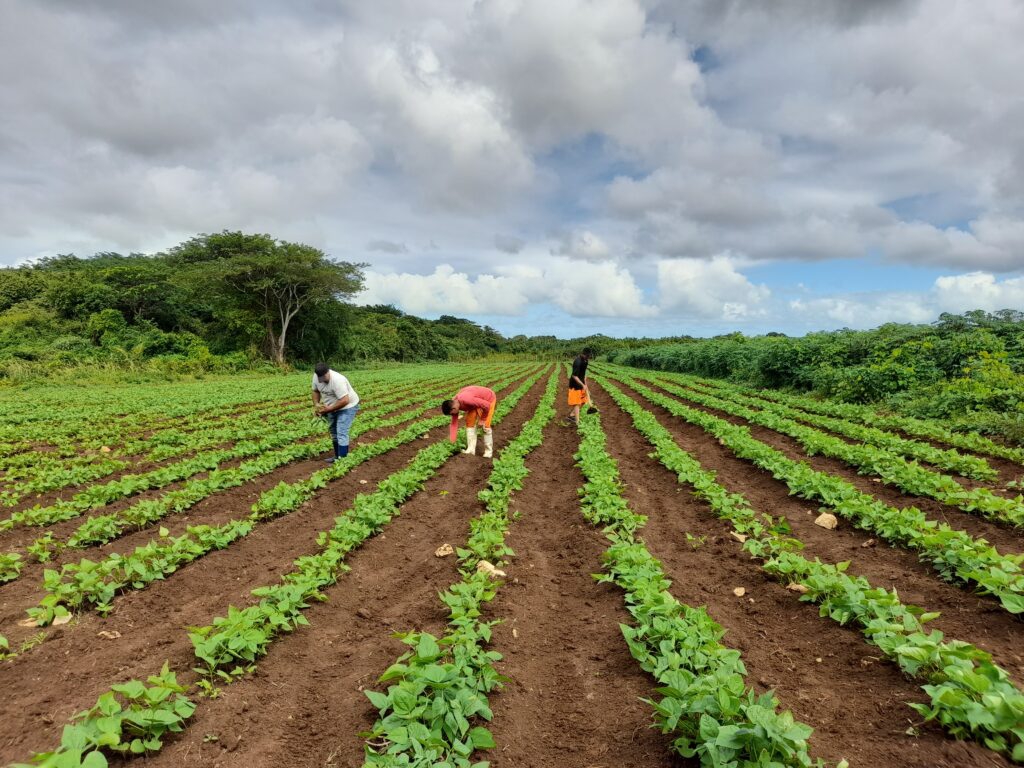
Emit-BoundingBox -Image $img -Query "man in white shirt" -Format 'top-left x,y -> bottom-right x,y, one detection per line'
312,362 -> 361,464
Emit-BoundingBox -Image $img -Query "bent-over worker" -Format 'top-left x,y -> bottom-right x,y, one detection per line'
442,385 -> 497,458
312,362 -> 360,464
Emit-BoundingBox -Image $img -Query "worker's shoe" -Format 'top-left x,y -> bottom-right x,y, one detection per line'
482,428 -> 493,459
338,444 -> 349,458
326,440 -> 340,463
463,427 -> 477,455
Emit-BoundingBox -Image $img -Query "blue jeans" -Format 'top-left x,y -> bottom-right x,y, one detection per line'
326,405 -> 359,452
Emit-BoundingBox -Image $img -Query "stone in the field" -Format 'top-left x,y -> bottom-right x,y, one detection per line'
97,630 -> 121,640
861,538 -> 876,548
434,543 -> 454,557
100,446 -> 111,453
730,531 -> 747,543
787,583 -> 809,594
814,512 -> 838,530
733,587 -> 746,597
477,560 -> 506,578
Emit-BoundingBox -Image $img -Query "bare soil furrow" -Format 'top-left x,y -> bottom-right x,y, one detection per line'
593,379 -> 1024,684
106,371 -> 549,768
592,379 -> 1014,768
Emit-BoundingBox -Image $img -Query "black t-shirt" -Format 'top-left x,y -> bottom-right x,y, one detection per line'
569,355 -> 588,390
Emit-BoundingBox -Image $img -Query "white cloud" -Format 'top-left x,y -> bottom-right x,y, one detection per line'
360,265 -> 528,315
1,0 -> 1023,333
555,230 -> 612,260
788,271 -> 1024,330
657,255 -> 770,319
933,272 -> 1024,313
359,257 -> 655,317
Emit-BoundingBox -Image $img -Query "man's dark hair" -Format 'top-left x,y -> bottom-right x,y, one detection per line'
314,362 -> 329,377
441,399 -> 454,416
581,347 -> 593,357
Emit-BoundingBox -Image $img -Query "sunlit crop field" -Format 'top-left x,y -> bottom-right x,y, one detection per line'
1,362 -> 1022,767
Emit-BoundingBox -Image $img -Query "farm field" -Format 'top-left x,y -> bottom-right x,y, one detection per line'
0,362 -> 1022,768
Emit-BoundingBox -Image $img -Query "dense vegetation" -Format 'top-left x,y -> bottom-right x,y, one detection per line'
609,311 -> 1024,442
0,232 -> 676,379
3,232 -> 1022,444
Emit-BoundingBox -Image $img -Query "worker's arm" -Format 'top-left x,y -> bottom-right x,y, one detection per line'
317,395 -> 350,414
449,413 -> 459,442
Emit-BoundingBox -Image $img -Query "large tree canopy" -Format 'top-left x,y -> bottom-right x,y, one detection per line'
173,233 -> 364,365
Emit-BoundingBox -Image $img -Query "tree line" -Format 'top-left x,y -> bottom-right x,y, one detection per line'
0,231 -> 666,377
610,310 -> 1024,443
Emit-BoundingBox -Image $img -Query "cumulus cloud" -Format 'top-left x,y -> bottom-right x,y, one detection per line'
555,230 -> 612,261
1,0 -> 1022,332
359,258 -> 655,318
657,256 -> 770,320
789,271 -> 1024,330
933,272 -> 1024,313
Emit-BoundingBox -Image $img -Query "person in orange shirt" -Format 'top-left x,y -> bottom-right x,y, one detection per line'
442,385 -> 497,458
567,347 -> 593,425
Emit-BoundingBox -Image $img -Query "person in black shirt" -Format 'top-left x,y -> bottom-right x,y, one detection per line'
567,347 -> 592,424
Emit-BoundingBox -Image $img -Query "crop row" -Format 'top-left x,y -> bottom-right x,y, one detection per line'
0,368 -> 477,529
723,376 -> 1024,466
27,367 -> 535,622
599,376 -> 1024,762
361,369 -> 558,766
0,365 -> 497,478
650,370 -> 997,481
11,369 -> 549,767
627,368 -> 1024,527
0,363 -> 497,459
0,400 -> 318,507
0,366 -> 504,501
599,372 -> 1024,615
573,405 -> 830,767
187,369 -> 544,684
1,367 -> 534,587
56,369 -> 504,549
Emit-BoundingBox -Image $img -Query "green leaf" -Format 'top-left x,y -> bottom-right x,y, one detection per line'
469,726 -> 495,749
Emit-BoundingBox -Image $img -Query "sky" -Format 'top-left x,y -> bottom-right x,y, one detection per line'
1,0 -> 1023,338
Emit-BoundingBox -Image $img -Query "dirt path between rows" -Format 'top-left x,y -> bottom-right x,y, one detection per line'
484,401 -> 685,768
596,378 -> 1024,683
117,371 -> 550,768
639,378 -> 1024,555
0,375 -> 540,765
0,404 -> 438,644
591,380 -> 1011,768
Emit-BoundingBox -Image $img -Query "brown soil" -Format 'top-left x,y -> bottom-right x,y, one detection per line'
639,378 -> 1024,555
1,366 -> 1018,768
592,379 -> 1024,683
104,370 -> 550,768
0,375 -> 534,646
591,379 -> 1013,767
485,407 -> 686,768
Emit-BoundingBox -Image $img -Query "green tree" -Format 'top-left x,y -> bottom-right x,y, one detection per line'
176,233 -> 364,365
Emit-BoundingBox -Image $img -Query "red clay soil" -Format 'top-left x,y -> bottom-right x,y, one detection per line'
639,379 -> 1024,555
484,409 -> 686,768
106,371 -> 550,768
593,379 -> 1024,685
121,372 -> 684,768
0,418 -> 420,646
0,389 -> 468,558
590,380 -> 1013,768
716,387 -> 1024,483
0,374 -> 541,765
